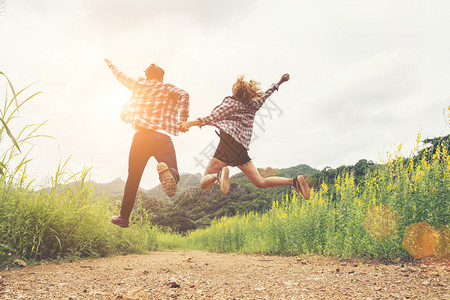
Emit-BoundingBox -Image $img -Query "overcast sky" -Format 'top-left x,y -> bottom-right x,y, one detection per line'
1,0 -> 449,189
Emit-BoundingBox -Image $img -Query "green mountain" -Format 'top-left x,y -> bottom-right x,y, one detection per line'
92,177 -> 126,199
88,173 -> 201,201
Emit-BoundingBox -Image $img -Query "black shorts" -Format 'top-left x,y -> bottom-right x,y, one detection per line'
213,131 -> 251,167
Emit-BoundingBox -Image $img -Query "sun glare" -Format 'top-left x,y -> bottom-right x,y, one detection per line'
104,89 -> 129,114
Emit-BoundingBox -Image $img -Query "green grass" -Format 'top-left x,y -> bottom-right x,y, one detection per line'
155,231 -> 196,251
0,166 -> 160,268
186,137 -> 450,259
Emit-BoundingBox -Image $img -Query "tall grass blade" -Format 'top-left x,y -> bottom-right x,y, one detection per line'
0,71 -> 18,107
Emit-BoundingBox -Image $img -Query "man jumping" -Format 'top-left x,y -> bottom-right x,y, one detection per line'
105,58 -> 190,228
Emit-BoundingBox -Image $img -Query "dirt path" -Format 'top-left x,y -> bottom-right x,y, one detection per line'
0,251 -> 448,299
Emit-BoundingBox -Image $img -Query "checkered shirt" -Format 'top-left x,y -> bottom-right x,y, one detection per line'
199,83 -> 279,149
108,64 -> 190,136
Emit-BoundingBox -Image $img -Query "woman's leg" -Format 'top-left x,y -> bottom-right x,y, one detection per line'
200,157 -> 228,190
238,160 -> 292,188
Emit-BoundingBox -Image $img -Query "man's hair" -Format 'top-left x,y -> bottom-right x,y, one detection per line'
232,75 -> 264,102
145,64 -> 165,82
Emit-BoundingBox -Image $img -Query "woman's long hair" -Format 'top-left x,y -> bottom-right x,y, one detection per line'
232,75 -> 264,102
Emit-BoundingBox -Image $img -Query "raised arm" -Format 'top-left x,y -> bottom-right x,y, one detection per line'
104,58 -> 112,67
277,73 -> 290,86
104,58 -> 137,90
254,73 -> 290,108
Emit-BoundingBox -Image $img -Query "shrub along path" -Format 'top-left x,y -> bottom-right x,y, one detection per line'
0,251 -> 448,299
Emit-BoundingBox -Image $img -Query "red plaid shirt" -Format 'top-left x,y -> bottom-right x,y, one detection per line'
199,84 -> 279,149
108,64 -> 190,136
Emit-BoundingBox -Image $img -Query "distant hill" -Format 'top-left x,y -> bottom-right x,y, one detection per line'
92,177 -> 126,199
88,164 -> 315,203
88,173 -> 201,202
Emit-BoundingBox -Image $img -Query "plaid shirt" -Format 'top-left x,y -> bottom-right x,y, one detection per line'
108,64 -> 190,136
199,83 -> 279,149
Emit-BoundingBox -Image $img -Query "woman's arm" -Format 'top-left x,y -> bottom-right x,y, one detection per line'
254,73 -> 290,109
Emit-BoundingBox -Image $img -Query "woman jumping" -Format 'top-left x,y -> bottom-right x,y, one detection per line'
178,73 -> 310,199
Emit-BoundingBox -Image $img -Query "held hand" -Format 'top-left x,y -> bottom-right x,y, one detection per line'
104,58 -> 112,67
177,121 -> 190,133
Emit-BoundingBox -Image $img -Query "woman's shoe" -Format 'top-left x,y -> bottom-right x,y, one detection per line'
293,175 -> 310,200
217,167 -> 230,194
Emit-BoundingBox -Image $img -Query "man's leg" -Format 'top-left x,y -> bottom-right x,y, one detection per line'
120,133 -> 152,219
155,134 -> 179,196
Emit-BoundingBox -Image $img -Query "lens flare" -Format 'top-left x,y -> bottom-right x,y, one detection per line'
402,222 -> 438,259
364,204 -> 399,240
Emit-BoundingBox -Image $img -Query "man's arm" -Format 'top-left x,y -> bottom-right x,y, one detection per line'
168,86 -> 190,122
104,58 -> 112,67
104,58 -> 137,91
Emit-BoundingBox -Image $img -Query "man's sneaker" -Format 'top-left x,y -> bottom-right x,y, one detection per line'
293,175 -> 310,200
157,162 -> 177,197
110,215 -> 129,228
217,167 -> 230,194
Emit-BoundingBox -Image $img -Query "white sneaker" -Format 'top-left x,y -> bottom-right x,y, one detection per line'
217,167 -> 230,195
293,175 -> 310,200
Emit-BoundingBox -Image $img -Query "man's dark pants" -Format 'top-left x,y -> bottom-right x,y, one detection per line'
120,130 -> 179,219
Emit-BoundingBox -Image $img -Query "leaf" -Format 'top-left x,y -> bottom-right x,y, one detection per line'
0,117 -> 21,153
0,71 -> 19,107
